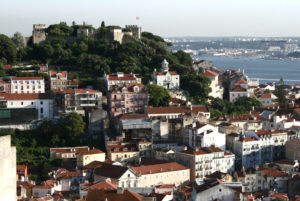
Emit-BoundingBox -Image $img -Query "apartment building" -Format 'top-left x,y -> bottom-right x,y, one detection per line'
49,71 -> 68,90
200,70 -> 223,98
0,93 -> 53,119
106,144 -> 139,163
175,147 -> 235,182
130,162 -> 190,187
104,72 -> 139,90
107,84 -> 148,117
11,77 -> 45,94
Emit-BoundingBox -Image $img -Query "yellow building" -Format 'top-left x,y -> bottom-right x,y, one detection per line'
77,148 -> 106,167
50,146 -> 89,160
130,162 -> 190,187
107,145 -> 139,163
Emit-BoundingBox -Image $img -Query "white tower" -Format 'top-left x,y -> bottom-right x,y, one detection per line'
161,59 -> 169,72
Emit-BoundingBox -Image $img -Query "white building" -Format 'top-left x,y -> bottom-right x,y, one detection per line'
0,93 -> 53,119
152,59 -> 180,90
229,85 -> 249,103
175,147 -> 235,181
104,72 -> 139,90
11,77 -> 45,94
200,70 -> 223,98
263,113 -> 300,131
258,93 -> 274,106
233,137 -> 261,167
184,122 -> 226,151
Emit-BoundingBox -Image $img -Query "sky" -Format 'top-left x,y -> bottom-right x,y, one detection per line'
1,0 -> 300,37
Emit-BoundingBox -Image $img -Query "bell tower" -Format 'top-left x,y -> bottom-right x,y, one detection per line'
161,59 -> 169,72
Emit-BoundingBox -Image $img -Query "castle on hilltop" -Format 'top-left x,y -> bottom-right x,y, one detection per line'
32,23 -> 141,45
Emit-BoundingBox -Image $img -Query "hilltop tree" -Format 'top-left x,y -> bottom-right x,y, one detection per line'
235,96 -> 262,111
0,34 -> 17,63
101,21 -> 105,28
12,32 -> 25,49
148,84 -> 171,107
274,77 -> 286,104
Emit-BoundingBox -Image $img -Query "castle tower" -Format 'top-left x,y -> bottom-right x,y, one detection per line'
32,24 -> 46,44
125,25 -> 141,39
161,59 -> 169,72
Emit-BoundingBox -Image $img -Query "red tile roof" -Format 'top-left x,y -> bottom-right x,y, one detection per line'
239,137 -> 257,142
55,170 -> 82,180
80,148 -> 104,155
85,189 -> 143,201
259,93 -> 271,99
131,162 -> 189,175
3,65 -> 12,69
262,169 -> 288,177
231,86 -> 247,92
75,89 -> 99,93
107,74 -> 137,81
107,144 -> 138,153
156,184 -> 174,189
235,79 -> 247,85
155,71 -> 178,76
50,146 -> 89,154
119,114 -> 148,120
50,71 -> 67,78
11,77 -> 43,80
0,93 -> 50,100
201,70 -> 218,77
147,106 -> 208,115
86,181 -> 117,191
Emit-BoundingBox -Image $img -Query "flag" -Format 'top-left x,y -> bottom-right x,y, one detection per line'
136,17 -> 140,20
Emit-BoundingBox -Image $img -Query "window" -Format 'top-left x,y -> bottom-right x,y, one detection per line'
40,101 -> 43,105
40,108 -> 43,113
21,102 -> 23,105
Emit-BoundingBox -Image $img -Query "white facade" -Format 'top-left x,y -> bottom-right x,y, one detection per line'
11,77 -> 45,94
229,90 -> 249,103
185,123 -> 226,151
233,138 -> 261,167
152,59 -> 180,90
263,114 -> 300,130
104,72 -> 138,90
0,94 -> 53,119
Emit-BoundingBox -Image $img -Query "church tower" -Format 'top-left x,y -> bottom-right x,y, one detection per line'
161,59 -> 169,72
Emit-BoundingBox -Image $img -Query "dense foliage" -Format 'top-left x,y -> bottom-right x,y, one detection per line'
0,113 -> 86,181
0,34 -> 17,64
209,96 -> 262,118
148,84 -> 171,107
274,78 -> 286,104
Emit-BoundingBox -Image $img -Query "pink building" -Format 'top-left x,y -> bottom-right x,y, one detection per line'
11,77 -> 45,94
0,80 -> 11,93
107,84 -> 148,117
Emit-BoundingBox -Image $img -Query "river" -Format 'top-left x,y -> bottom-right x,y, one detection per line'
194,56 -> 300,84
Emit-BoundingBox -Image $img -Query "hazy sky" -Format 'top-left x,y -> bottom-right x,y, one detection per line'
1,0 -> 300,37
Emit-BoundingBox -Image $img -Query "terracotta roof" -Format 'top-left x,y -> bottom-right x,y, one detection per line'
110,83 -> 145,93
50,146 -> 89,154
17,164 -> 27,171
231,86 -> 247,92
201,70 -> 218,77
119,114 -> 148,120
11,77 -> 43,80
147,105 -> 208,115
3,65 -> 12,69
17,181 -> 34,188
85,189 -> 143,201
229,114 -> 264,121
51,89 -> 74,94
260,93 -> 272,99
49,71 -> 67,78
0,93 -> 50,100
86,181 -> 117,191
130,162 -> 189,175
239,137 -> 257,142
235,79 -> 247,85
236,171 -> 245,178
294,108 -> 300,115
180,148 -> 208,155
262,169 -> 288,177
140,157 -> 170,166
107,144 -> 138,153
94,164 -> 130,179
84,160 -> 112,169
56,171 -> 82,180
256,129 -> 286,136
155,71 -> 178,76
75,89 -> 99,93
80,148 -> 104,155
107,73 -> 137,81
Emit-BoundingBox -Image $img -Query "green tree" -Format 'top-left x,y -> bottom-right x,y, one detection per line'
148,84 -> 171,107
174,50 -> 192,66
12,32 -> 25,49
101,21 -> 105,28
60,112 -> 85,145
274,77 -> 286,104
0,62 -> 5,77
0,34 -> 17,63
235,96 -> 262,111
